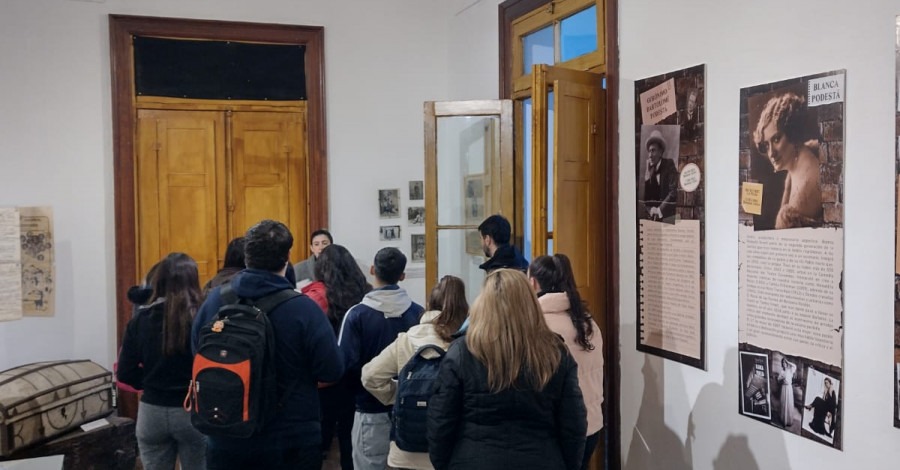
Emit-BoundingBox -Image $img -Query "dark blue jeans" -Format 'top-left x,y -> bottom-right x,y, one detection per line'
206,435 -> 322,470
581,431 -> 601,470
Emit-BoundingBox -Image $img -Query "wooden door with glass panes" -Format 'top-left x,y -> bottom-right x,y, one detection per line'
423,101 -> 514,303
531,64 -> 607,328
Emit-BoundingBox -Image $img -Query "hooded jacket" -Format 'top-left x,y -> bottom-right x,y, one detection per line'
478,244 -> 529,273
361,310 -> 449,469
191,269 -> 344,444
539,293 -> 604,435
338,284 -> 423,413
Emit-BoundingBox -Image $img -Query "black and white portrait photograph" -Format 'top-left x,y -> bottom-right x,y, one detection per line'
410,234 -> 425,262
740,351 -> 772,420
896,363 -> 900,422
801,368 -> 840,445
769,352 -> 802,434
379,225 -> 401,241
679,85 -> 702,142
637,124 -> 680,224
741,71 -> 844,231
409,180 -> 424,201
408,207 -> 425,226
378,189 -> 400,219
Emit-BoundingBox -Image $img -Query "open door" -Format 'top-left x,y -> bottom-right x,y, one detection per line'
423,101 -> 514,301
531,64 -> 607,327
531,64 -> 608,469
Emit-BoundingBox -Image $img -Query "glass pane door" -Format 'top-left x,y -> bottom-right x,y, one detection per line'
424,101 -> 513,302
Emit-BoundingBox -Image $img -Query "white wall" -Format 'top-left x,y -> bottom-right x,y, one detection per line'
5,0 -> 899,467
0,0 -> 453,370
618,1 -> 900,469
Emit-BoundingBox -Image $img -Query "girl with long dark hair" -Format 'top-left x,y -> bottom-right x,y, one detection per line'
528,254 -> 604,470
313,244 -> 371,470
362,275 -> 468,469
117,252 -> 206,469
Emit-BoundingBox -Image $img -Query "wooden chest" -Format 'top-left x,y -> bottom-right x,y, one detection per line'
0,360 -> 116,457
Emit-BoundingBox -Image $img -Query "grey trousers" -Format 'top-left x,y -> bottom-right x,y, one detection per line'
136,401 -> 207,470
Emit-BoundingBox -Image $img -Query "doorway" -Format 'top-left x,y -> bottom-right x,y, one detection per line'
110,15 -> 328,418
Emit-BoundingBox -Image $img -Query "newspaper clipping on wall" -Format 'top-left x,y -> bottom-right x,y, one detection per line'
738,70 -> 845,449
634,64 -> 706,369
0,208 -> 22,322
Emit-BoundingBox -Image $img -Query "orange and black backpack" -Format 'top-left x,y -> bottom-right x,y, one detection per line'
185,285 -> 299,438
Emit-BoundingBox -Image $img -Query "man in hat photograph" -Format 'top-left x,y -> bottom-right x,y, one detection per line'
640,125 -> 680,222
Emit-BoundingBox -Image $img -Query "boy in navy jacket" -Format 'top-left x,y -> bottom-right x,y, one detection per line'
338,247 -> 423,470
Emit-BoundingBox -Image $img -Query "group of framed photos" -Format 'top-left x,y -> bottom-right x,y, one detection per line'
378,181 -> 425,263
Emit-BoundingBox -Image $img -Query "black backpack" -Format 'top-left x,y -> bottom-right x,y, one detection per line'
392,344 -> 446,452
185,285 -> 299,438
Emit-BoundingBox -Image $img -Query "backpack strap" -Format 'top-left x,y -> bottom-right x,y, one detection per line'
414,344 -> 446,359
248,288 -> 303,407
218,283 -> 239,306
252,288 -> 302,314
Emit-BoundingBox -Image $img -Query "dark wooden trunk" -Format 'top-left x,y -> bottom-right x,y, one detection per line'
0,416 -> 136,470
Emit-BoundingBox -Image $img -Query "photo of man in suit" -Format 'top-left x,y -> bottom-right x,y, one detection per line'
639,125 -> 680,223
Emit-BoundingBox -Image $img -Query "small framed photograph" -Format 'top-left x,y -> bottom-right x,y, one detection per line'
466,229 -> 483,257
379,225 -> 401,241
408,207 -> 425,226
464,174 -> 485,225
411,234 -> 425,262
409,180 -> 424,201
379,189 -> 400,219
801,368 -> 840,444
739,351 -> 771,420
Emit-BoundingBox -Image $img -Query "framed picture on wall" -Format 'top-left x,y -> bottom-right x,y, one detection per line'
466,229 -> 483,256
464,174 -> 485,225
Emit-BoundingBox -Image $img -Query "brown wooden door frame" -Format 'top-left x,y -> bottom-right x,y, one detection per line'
109,15 -> 328,418
499,1 -> 620,468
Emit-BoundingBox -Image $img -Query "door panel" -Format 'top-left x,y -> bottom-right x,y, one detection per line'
136,110 -> 224,282
231,112 -> 307,261
532,64 -> 607,328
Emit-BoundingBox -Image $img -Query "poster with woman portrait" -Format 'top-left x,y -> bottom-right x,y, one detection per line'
634,64 -> 706,370
737,70 -> 845,449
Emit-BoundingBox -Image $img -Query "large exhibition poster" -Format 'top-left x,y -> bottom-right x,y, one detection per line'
737,70 -> 845,449
634,64 -> 706,369
894,16 -> 900,430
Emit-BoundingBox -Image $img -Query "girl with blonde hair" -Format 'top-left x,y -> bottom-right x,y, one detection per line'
427,269 -> 586,470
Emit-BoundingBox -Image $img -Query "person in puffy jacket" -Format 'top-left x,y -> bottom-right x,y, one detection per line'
529,254 -> 604,470
362,275 -> 468,469
427,269 -> 586,470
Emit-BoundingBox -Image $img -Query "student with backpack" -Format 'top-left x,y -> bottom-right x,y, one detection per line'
337,247 -> 424,470
361,275 -> 468,470
190,220 -> 344,470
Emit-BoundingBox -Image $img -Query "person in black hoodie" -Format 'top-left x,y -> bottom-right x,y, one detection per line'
477,214 -> 528,273
118,253 -> 207,470
191,219 -> 344,470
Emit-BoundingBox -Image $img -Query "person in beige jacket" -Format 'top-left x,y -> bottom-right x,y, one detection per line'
361,276 -> 469,470
528,254 -> 604,470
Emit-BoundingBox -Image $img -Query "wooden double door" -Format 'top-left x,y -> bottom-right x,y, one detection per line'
135,107 -> 309,282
